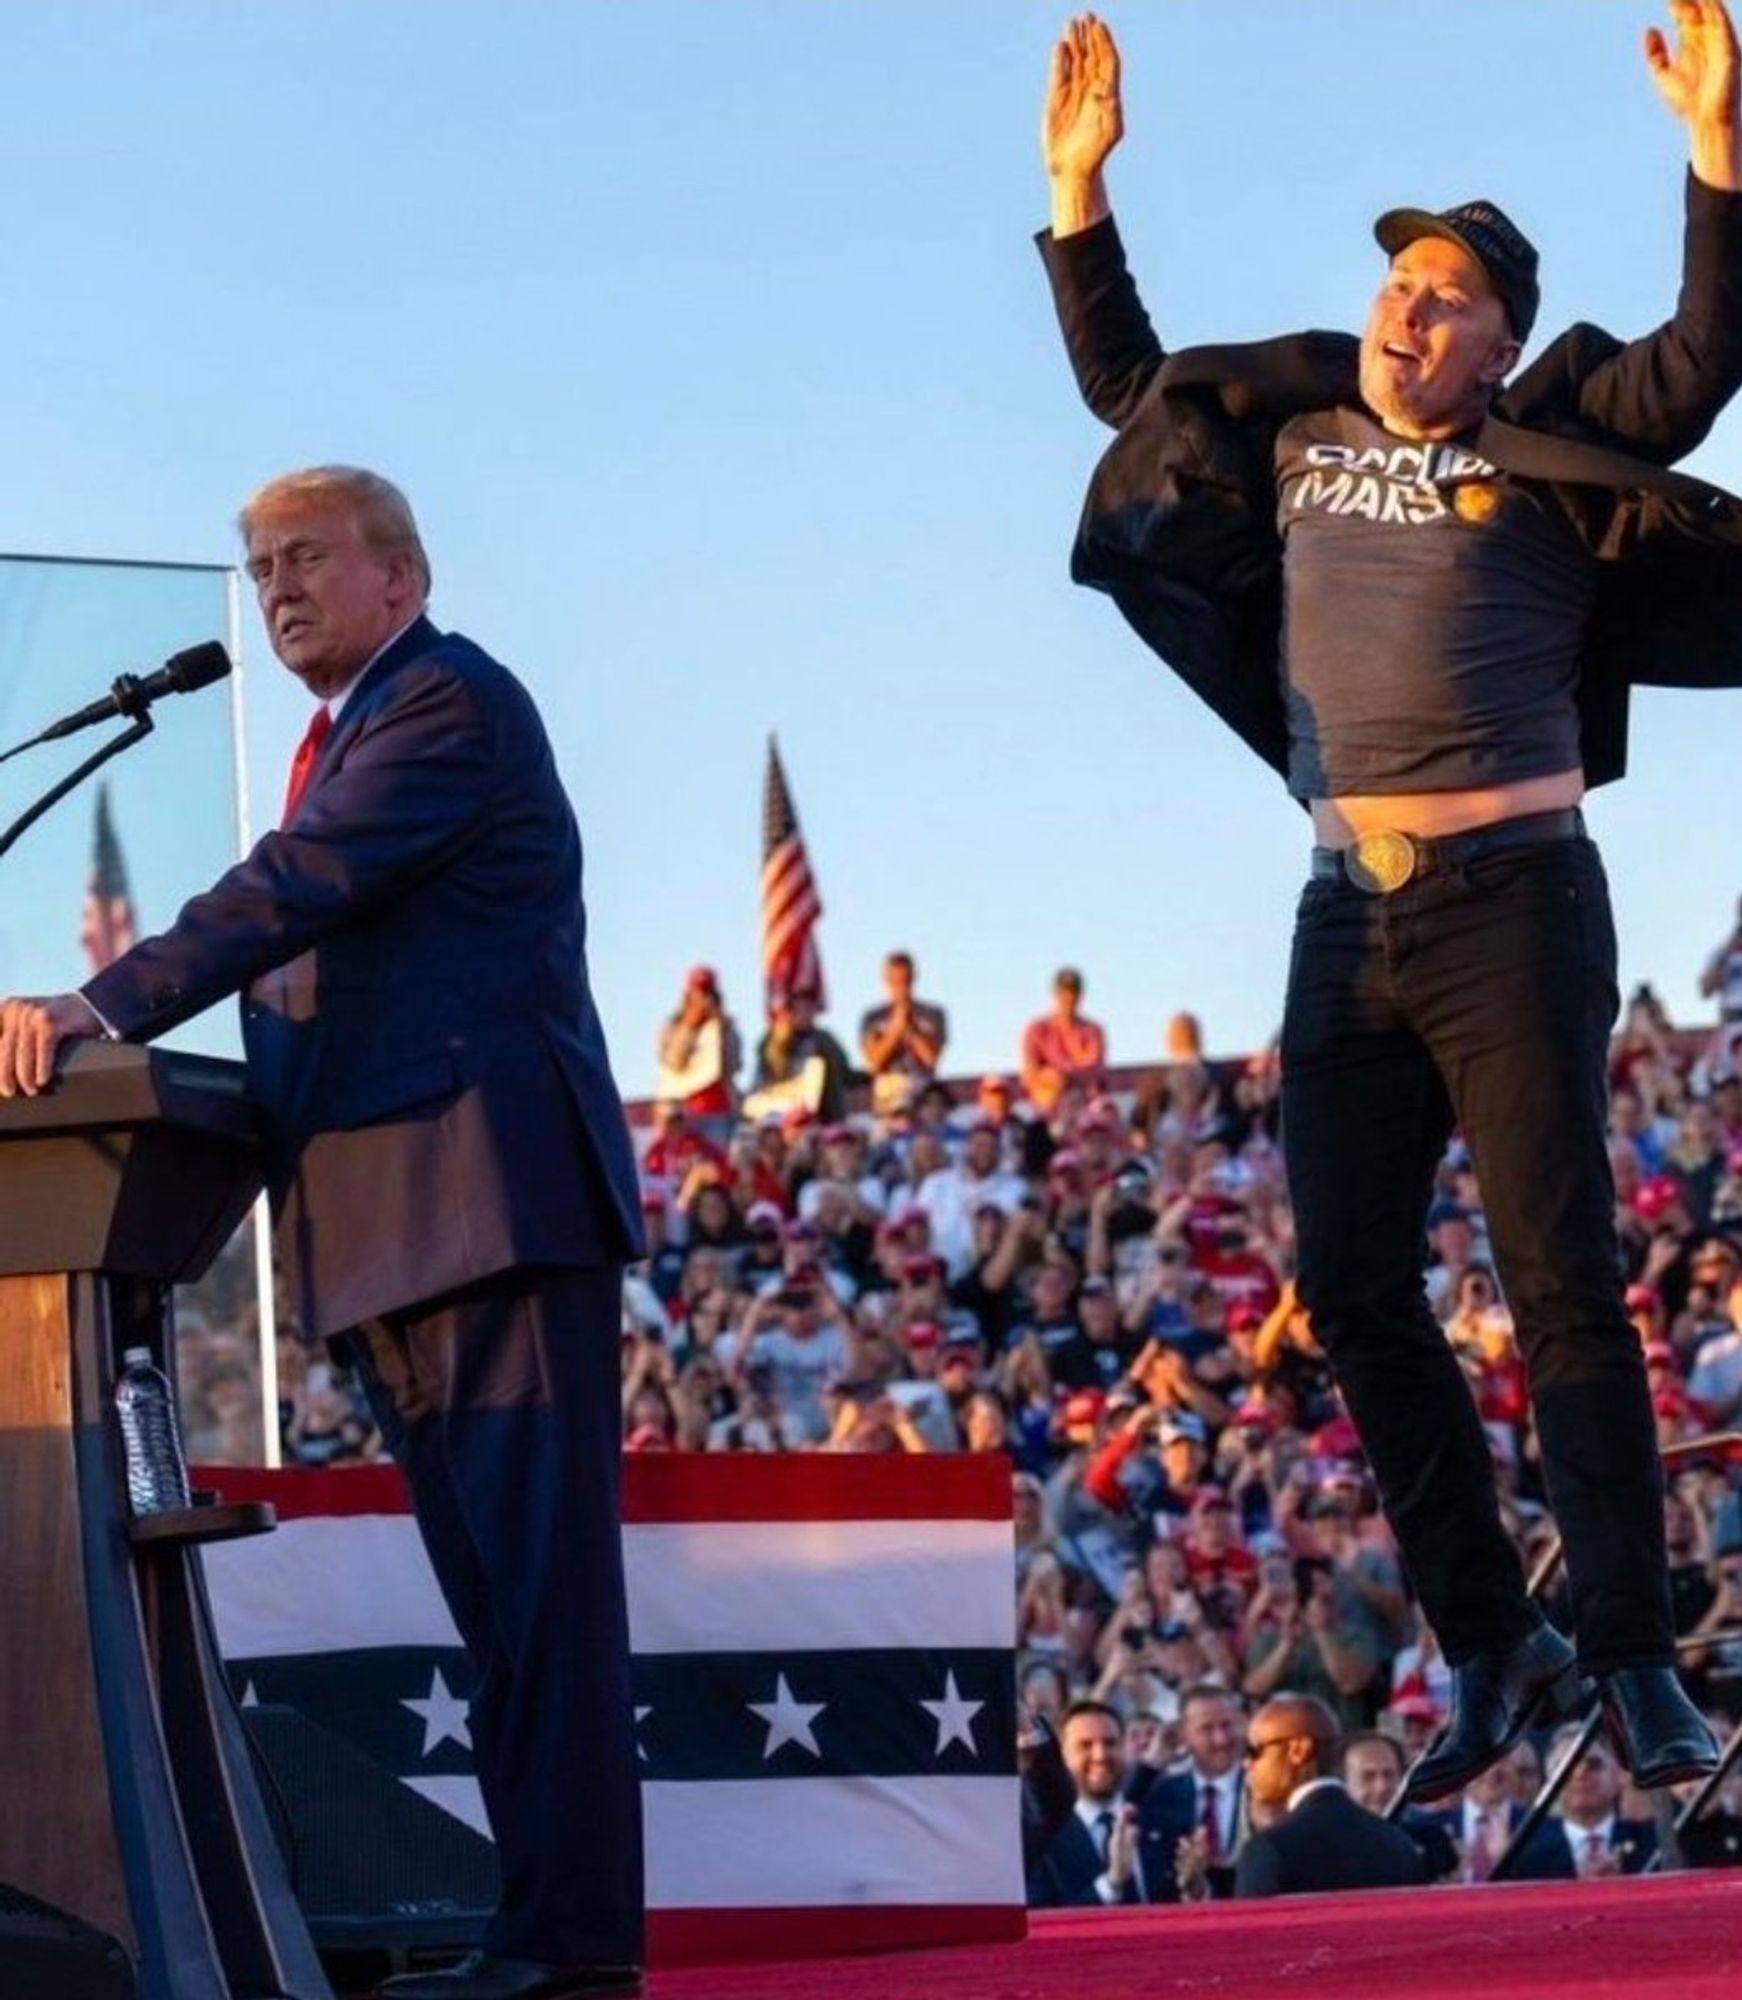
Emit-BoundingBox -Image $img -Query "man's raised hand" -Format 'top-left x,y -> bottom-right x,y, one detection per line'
1043,14 -> 1123,235
1647,0 -> 1742,188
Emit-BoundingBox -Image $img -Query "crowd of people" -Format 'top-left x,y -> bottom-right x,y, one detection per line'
233,924 -> 1742,1903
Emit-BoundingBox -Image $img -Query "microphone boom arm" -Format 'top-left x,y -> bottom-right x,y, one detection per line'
0,713 -> 155,866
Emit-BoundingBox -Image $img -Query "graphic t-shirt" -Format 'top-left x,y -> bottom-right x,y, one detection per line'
1276,407 -> 1599,799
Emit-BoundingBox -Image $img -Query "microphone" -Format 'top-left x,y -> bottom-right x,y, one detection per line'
33,641 -> 232,744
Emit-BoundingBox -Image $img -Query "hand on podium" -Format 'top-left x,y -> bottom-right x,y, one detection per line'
0,992 -> 104,1097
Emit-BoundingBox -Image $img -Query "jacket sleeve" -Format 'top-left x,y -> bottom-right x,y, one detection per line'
1036,217 -> 1167,430
1509,173 -> 1742,465
82,661 -> 497,1041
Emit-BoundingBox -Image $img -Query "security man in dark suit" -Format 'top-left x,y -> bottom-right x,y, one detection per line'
1235,1696 -> 1425,1898
0,465 -> 645,2000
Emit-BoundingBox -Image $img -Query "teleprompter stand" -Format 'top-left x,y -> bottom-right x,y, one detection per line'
0,1042 -> 330,1999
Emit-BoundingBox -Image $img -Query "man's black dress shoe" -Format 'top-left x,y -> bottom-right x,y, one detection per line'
1403,1620 -> 1587,1804
377,1951 -> 643,2000
1599,1665 -> 1720,1787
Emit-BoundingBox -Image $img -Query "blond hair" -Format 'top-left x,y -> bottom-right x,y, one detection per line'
237,465 -> 432,595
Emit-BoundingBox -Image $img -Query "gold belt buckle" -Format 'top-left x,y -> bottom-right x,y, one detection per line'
1345,829 -> 1418,894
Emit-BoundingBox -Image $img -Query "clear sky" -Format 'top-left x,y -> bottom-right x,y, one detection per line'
0,1 -> 1739,1093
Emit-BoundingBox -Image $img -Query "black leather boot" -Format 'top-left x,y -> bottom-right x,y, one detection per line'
1403,1621 -> 1587,1804
1598,1666 -> 1720,1788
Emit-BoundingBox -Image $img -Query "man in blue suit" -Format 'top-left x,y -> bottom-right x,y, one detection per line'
0,465 -> 646,2000
1133,1685 -> 1247,1901
1506,1728 -> 1659,1881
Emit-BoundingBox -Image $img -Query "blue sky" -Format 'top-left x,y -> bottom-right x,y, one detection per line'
1,1 -> 1739,1092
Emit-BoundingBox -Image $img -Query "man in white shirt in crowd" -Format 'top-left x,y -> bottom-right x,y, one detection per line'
918,1119 -> 1027,1276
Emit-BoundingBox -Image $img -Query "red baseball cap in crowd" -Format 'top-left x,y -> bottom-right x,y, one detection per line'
1388,1689 -> 1442,1724
821,1122 -> 857,1146
625,1424 -> 672,1453
1061,1388 -> 1107,1439
1228,1302 -> 1267,1334
782,1105 -> 818,1136
1635,1175 -> 1685,1223
1654,1386 -> 1691,1423
1643,1340 -> 1680,1370
685,965 -> 720,994
1624,1283 -> 1662,1315
1310,1413 -> 1363,1461
1048,1148 -> 1083,1179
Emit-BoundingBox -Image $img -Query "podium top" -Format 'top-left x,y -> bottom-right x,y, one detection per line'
0,1042 -> 257,1144
0,1044 -> 262,1281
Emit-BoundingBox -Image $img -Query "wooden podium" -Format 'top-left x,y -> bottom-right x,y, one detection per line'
0,1043 -> 331,2000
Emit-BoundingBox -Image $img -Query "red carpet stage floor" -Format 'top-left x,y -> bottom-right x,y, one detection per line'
652,1871 -> 1742,2000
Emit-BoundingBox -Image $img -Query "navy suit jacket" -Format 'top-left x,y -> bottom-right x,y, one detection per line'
1233,1783 -> 1426,1898
1507,1815 -> 1659,1881
1413,1801 -> 1519,1881
1134,1767 -> 1245,1902
84,617 -> 644,1335
1025,1809 -> 1138,1909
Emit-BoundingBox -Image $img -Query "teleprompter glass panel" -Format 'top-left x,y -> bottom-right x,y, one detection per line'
0,553 -> 265,1461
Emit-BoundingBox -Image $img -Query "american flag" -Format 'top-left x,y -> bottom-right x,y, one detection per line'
761,737 -> 825,1008
80,782 -> 138,973
200,1458 -> 1023,1969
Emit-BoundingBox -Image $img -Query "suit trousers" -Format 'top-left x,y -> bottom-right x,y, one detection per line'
1281,834 -> 1674,1671
336,1263 -> 643,1966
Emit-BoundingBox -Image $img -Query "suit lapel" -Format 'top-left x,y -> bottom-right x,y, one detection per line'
299,615 -> 442,807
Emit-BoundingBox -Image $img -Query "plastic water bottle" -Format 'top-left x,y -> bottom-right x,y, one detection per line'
115,1347 -> 191,1516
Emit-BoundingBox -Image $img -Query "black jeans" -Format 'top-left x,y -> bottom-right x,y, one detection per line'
1281,834 -> 1672,1672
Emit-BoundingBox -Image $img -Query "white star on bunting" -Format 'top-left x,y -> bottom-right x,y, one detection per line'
749,1673 -> 826,1759
403,1666 -> 473,1757
919,1670 -> 984,1756
635,1705 -> 653,1762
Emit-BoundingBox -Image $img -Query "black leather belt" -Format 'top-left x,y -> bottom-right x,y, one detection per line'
1310,807 -> 1585,895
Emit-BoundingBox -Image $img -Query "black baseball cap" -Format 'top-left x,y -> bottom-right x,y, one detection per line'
1373,198 -> 1540,342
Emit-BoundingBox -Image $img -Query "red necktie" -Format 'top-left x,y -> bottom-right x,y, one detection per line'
1200,1782 -> 1222,1862
282,706 -> 333,826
